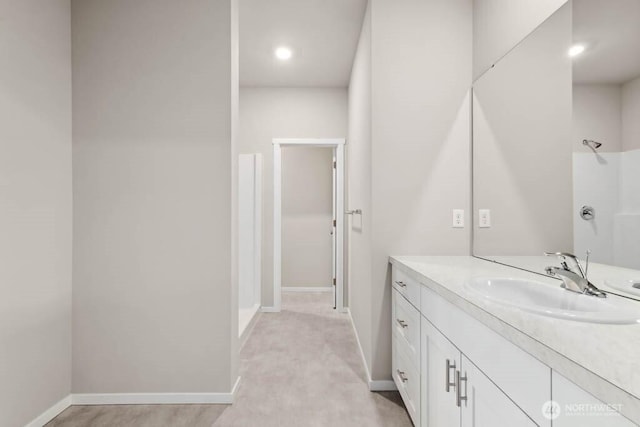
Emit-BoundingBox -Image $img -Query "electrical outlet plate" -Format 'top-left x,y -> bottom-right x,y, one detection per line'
453,209 -> 464,228
479,209 -> 491,228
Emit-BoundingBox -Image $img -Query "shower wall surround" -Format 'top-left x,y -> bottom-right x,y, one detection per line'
573,150 -> 640,269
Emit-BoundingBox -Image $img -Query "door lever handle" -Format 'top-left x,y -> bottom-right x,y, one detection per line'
397,369 -> 408,383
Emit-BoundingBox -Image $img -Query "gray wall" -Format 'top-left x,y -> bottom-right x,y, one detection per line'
0,1 -> 72,425
349,0 -> 472,381
347,0 -> 373,373
573,84 -> 622,153
473,0 -> 568,78
230,0 -> 240,381
623,76 -> 640,151
282,147 -> 334,288
370,0 -> 472,381
238,87 -> 347,306
473,3 -> 573,256
350,0 -> 570,382
72,0 -> 238,394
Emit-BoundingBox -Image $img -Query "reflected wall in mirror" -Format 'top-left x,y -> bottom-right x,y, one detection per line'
473,0 -> 640,300
473,3 -> 573,255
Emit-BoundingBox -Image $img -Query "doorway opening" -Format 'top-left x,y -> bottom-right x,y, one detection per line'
272,138 -> 345,312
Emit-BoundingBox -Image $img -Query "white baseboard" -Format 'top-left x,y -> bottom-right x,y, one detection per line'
260,306 -> 280,313
239,304 -> 260,337
239,309 -> 261,349
72,390 -> 237,405
281,286 -> 332,292
231,376 -> 241,401
71,393 -> 229,405
26,379 -> 241,426
26,395 -> 72,427
346,309 -> 398,393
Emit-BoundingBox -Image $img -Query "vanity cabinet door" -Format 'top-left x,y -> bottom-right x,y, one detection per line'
421,317 -> 461,427
460,355 -> 536,427
552,371 -> 636,427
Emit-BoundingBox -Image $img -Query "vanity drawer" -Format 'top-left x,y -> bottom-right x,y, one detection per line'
392,289 -> 420,367
392,267 -> 421,309
393,334 -> 420,426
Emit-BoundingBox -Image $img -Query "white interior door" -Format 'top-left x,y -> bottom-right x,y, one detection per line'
332,151 -> 337,309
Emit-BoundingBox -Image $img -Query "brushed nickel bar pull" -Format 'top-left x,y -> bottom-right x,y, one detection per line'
395,281 -> 407,288
456,370 -> 468,407
445,359 -> 456,392
396,319 -> 408,328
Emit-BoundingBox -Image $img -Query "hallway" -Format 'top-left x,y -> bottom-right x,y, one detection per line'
48,292 -> 411,427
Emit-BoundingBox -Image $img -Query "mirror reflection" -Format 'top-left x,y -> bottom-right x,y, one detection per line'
572,0 -> 640,270
473,0 -> 640,300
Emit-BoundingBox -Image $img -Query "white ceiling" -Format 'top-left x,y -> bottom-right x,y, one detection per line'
573,0 -> 640,84
239,0 -> 367,87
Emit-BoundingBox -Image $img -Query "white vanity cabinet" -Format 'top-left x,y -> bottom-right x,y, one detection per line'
392,265 -> 547,427
390,259 -> 639,427
392,266 -> 636,427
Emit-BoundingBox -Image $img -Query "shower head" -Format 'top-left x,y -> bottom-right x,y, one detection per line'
583,139 -> 603,150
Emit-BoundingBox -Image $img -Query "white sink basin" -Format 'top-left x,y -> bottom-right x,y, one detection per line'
605,279 -> 640,298
465,277 -> 640,324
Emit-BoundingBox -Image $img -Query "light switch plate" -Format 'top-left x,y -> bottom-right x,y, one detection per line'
479,209 -> 491,228
453,209 -> 464,228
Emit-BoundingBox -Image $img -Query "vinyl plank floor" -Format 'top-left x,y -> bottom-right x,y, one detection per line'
46,404 -> 227,427
48,292 -> 412,427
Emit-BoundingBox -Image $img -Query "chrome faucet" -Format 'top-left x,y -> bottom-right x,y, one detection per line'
544,251 -> 606,298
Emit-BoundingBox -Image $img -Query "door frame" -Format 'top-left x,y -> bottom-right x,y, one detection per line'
238,153 -> 262,335
272,138 -> 346,312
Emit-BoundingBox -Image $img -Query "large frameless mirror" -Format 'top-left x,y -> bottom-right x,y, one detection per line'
472,0 -> 640,300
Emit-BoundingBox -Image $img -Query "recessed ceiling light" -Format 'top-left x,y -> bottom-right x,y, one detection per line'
568,44 -> 586,58
275,46 -> 293,61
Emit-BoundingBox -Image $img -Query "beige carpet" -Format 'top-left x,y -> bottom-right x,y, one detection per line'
48,292 -> 411,427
